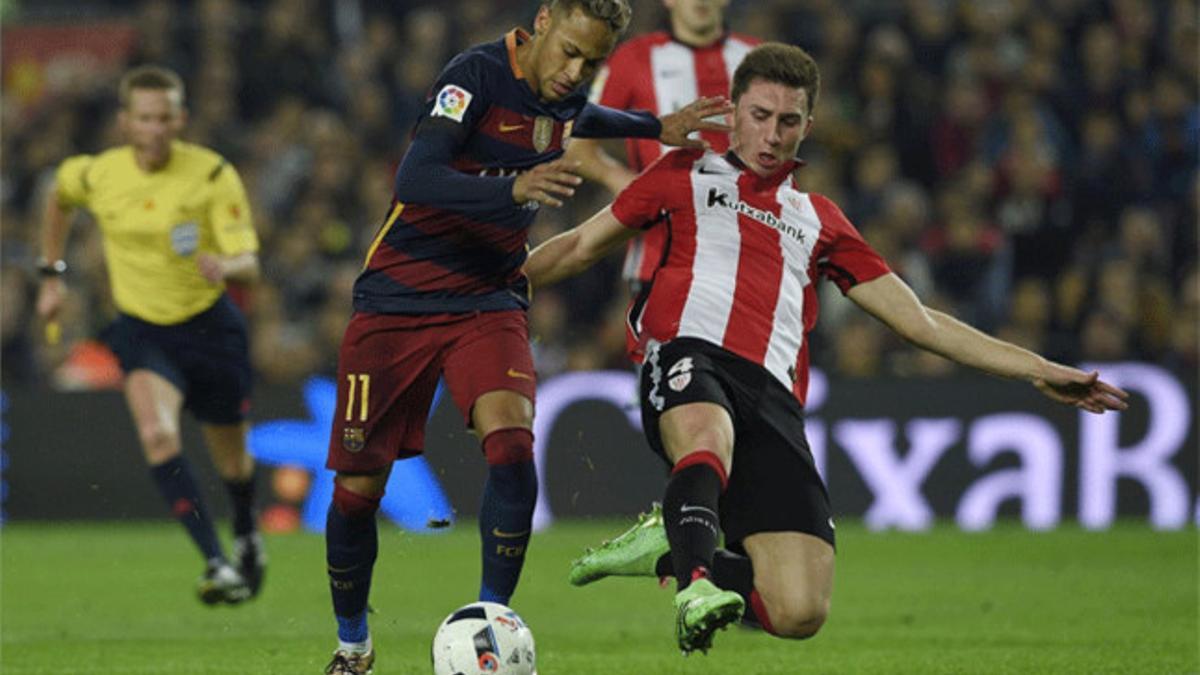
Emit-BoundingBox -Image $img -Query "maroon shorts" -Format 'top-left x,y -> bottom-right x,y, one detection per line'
326,310 -> 537,473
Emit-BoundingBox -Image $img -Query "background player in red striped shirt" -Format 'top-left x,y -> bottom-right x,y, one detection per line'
320,1 -> 733,672
565,0 -> 759,292
526,43 -> 1130,655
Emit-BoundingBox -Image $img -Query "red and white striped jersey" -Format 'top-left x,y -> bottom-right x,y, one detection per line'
611,149 -> 892,405
589,30 -> 759,283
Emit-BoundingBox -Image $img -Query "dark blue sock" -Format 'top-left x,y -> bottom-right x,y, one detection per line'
224,468 -> 258,537
327,484 -> 380,643
478,428 -> 537,605
150,455 -> 223,562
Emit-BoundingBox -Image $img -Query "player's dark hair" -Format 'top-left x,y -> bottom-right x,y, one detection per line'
118,65 -> 185,108
731,43 -> 820,115
549,0 -> 632,34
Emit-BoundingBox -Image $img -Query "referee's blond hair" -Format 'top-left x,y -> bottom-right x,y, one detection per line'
118,65 -> 185,108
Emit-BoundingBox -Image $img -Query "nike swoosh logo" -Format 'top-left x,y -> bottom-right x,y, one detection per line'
492,528 -> 531,538
697,166 -> 725,175
327,564 -> 359,573
680,504 -> 717,516
499,123 -> 525,132
506,368 -> 533,380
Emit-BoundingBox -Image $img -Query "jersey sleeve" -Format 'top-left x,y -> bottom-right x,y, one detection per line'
54,155 -> 96,208
810,193 -> 891,294
424,51 -> 489,133
207,162 -> 259,254
393,51 -> 517,214
611,150 -> 693,229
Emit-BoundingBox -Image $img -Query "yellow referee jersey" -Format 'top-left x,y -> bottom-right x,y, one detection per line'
55,140 -> 258,325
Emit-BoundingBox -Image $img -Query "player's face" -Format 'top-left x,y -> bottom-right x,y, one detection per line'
730,78 -> 813,176
120,88 -> 186,167
664,0 -> 729,35
529,5 -> 617,102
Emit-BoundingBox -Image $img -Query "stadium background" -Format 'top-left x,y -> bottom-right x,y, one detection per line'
2,2 -> 1198,524
1,2 -> 1197,674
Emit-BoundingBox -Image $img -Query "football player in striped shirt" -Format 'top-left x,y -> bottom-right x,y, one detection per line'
526,43 -> 1130,654
320,1 -> 734,672
566,0 -> 759,293
36,65 -> 265,606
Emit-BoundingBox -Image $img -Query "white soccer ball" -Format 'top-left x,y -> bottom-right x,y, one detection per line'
430,601 -> 537,675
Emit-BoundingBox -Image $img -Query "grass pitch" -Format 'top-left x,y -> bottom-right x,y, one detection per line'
1,520 -> 1196,674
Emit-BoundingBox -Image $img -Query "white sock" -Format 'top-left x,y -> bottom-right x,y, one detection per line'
338,635 -> 372,655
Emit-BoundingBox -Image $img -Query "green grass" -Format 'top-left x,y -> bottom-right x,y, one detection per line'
2,521 -> 1196,674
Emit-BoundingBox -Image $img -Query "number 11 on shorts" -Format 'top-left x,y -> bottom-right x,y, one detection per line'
345,373 -> 370,422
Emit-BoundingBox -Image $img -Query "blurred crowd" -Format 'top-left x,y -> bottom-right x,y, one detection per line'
3,0 -> 1197,393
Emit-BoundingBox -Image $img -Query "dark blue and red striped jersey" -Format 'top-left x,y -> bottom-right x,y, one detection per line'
354,29 -> 661,315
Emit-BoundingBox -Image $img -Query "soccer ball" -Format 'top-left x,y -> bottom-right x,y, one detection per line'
431,601 -> 536,675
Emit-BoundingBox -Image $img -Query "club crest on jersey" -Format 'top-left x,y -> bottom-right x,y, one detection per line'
432,84 -> 473,122
533,116 -> 554,153
170,221 -> 199,256
562,120 -> 574,150
342,427 -> 365,453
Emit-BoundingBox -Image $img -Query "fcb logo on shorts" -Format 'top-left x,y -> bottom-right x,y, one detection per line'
343,427 -> 365,453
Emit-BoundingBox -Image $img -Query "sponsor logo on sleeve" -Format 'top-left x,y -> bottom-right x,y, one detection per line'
431,84 -> 473,122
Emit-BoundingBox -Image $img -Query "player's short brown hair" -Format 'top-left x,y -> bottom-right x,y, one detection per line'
549,0 -> 632,34
731,43 -> 820,116
118,65 -> 185,108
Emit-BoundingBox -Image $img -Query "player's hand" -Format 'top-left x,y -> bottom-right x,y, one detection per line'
1033,362 -> 1130,414
512,159 -> 583,208
659,96 -> 734,149
36,276 -> 66,323
197,253 -> 225,284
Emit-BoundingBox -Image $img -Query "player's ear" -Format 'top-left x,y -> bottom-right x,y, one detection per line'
533,4 -> 553,36
800,114 -> 814,141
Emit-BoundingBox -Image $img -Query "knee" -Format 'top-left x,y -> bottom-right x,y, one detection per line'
332,481 -> 383,519
138,423 -> 180,460
763,594 -> 829,640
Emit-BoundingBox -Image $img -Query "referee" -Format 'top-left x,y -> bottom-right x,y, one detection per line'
35,65 -> 266,605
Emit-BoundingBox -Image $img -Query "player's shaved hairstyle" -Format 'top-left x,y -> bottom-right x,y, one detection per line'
731,43 -> 820,116
549,0 -> 632,34
118,65 -> 185,108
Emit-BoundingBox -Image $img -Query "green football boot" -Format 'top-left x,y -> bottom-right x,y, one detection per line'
674,578 -> 745,654
568,503 -> 669,586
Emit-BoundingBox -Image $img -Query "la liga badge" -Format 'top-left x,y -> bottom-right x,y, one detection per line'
432,84 -> 473,122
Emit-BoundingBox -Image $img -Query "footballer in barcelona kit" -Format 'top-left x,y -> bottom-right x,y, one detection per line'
319,4 -> 736,670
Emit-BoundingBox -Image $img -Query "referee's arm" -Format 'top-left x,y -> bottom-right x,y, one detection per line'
197,251 -> 259,285
35,180 -> 76,324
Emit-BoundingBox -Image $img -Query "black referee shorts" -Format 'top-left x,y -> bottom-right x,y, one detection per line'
640,337 -> 835,550
103,294 -> 252,425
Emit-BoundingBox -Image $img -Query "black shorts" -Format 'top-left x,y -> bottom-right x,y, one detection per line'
103,295 -> 252,425
640,337 -> 835,550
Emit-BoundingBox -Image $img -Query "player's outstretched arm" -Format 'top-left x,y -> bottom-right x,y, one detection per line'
658,96 -> 734,149
847,273 -> 1129,414
524,205 -> 638,288
561,138 -> 636,195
